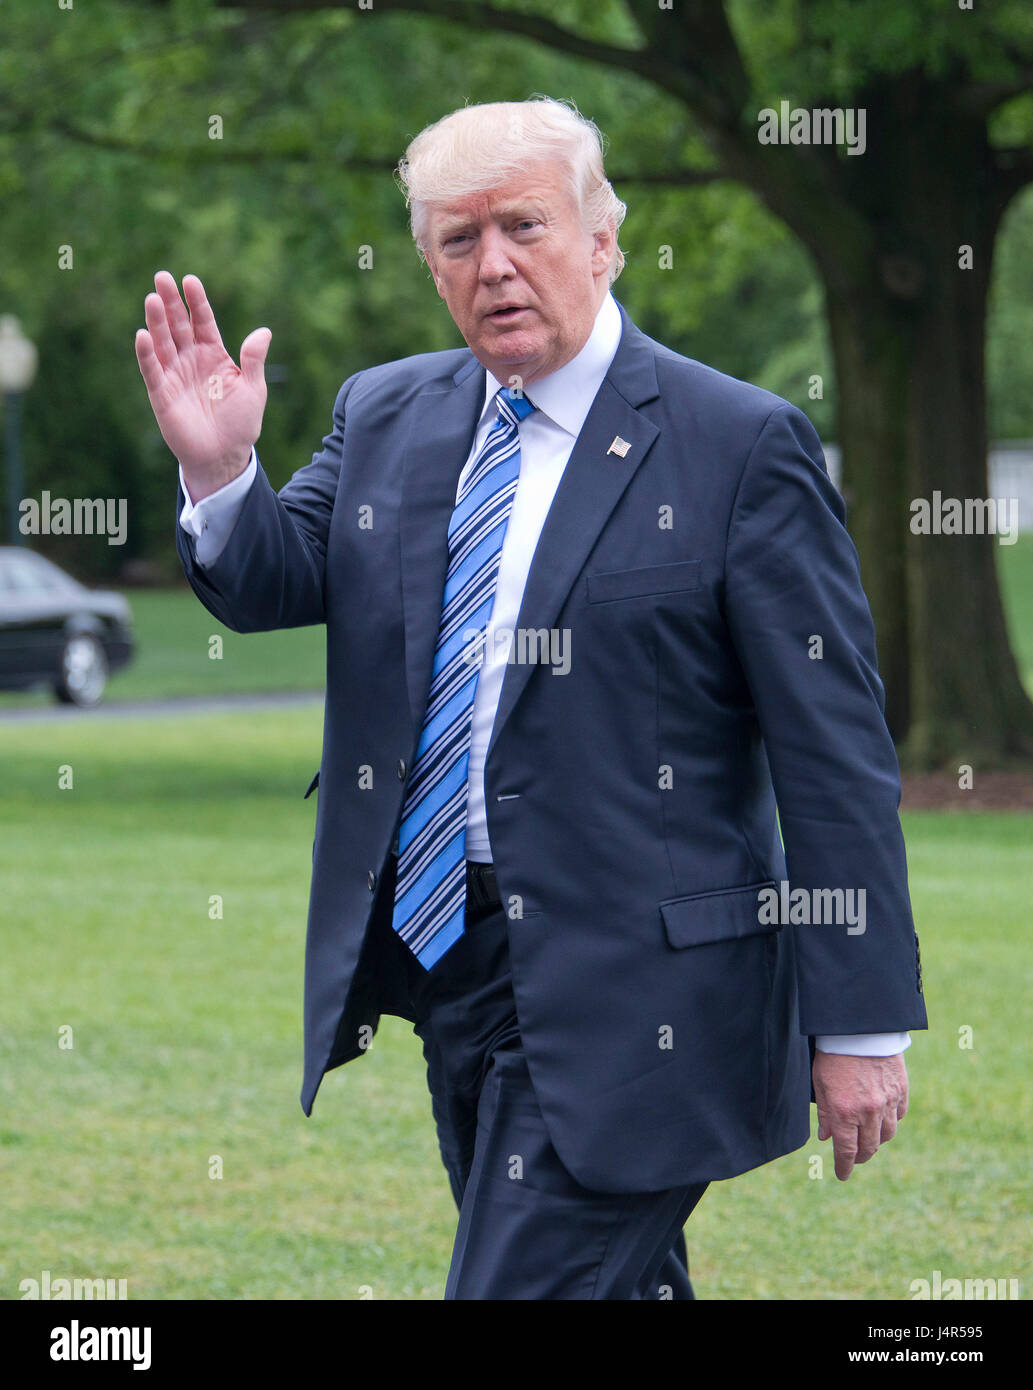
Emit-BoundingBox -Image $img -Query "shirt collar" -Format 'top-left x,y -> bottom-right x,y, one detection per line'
481,291 -> 622,437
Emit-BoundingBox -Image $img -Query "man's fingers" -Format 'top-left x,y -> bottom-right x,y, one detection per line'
815,1102 -> 831,1143
154,270 -> 194,352
135,329 -> 164,394
854,1111 -> 882,1165
813,1051 -> 912,1181
240,327 -> 272,391
817,1092 -> 859,1180
831,1124 -> 858,1181
823,1100 -> 905,1179
143,291 -> 178,369
182,275 -> 226,349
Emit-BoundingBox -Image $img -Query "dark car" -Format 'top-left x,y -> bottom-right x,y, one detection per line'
0,548 -> 134,706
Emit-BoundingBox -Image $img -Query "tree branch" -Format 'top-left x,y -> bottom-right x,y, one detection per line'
616,0 -> 752,125
132,0 -> 862,256
0,109 -> 385,169
144,0 -> 747,126
160,0 -> 665,81
2,103 -> 728,190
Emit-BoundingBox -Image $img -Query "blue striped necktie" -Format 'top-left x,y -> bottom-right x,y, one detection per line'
391,386 -> 536,968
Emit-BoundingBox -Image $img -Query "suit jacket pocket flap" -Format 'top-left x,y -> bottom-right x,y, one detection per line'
660,881 -> 778,949
587,559 -> 701,604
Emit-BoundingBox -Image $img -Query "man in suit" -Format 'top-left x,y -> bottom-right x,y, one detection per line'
136,97 -> 927,1299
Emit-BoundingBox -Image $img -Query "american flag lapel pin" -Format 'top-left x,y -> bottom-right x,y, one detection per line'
607,436 -> 631,458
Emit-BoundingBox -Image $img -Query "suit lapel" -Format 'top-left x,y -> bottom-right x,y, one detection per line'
398,305 -> 662,756
487,307 -> 661,764
399,355 -> 485,731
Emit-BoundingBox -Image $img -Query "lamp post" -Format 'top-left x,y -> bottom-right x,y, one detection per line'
0,315 -> 39,547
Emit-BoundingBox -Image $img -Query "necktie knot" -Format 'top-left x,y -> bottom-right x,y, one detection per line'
496,386 -> 535,425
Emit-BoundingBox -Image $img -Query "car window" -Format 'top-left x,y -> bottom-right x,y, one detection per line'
0,553 -> 72,594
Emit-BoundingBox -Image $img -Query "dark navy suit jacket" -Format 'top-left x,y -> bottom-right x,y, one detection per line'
177,301 -> 927,1193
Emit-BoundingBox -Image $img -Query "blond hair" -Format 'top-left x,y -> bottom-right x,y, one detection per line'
396,97 -> 626,282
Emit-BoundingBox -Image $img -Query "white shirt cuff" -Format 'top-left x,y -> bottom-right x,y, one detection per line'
815,1032 -> 912,1056
179,449 -> 257,567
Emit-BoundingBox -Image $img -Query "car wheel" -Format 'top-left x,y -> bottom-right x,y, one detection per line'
55,633 -> 108,706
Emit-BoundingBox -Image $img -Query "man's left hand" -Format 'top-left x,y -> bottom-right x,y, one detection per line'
812,1050 -> 909,1180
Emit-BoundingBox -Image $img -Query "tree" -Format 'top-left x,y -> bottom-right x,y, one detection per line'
15,0 -> 1033,766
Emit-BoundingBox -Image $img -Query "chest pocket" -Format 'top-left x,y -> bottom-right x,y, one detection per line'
586,560 -> 702,604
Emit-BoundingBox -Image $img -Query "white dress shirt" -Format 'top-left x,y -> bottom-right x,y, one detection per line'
178,292 -> 910,1058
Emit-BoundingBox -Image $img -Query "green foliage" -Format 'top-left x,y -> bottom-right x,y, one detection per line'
988,189 -> 1033,441
728,0 -> 1033,101
1,0 -> 1031,578
619,181 -> 834,435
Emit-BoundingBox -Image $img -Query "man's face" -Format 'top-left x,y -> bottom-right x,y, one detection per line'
422,161 -> 616,387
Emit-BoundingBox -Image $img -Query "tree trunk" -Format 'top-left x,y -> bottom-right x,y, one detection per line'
900,175 -> 1033,767
819,106 -> 1033,769
824,278 -> 912,741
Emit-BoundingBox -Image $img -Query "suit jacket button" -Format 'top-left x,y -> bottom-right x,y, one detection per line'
367,870 -> 377,891
397,759 -> 406,780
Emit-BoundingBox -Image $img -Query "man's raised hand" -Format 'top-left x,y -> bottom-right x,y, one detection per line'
135,272 -> 271,502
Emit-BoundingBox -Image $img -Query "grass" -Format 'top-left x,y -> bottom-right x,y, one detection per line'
691,810 -> 1033,1299
0,707 -> 449,1299
0,587 -> 326,707
1,706 -> 1031,1300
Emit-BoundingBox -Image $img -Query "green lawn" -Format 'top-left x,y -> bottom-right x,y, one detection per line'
1,587 -> 327,707
1,707 -> 1030,1299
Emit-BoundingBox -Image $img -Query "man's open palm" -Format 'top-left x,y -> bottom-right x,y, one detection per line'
135,271 -> 271,500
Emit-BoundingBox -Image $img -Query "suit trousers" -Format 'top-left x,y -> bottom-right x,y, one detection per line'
402,886 -> 710,1299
